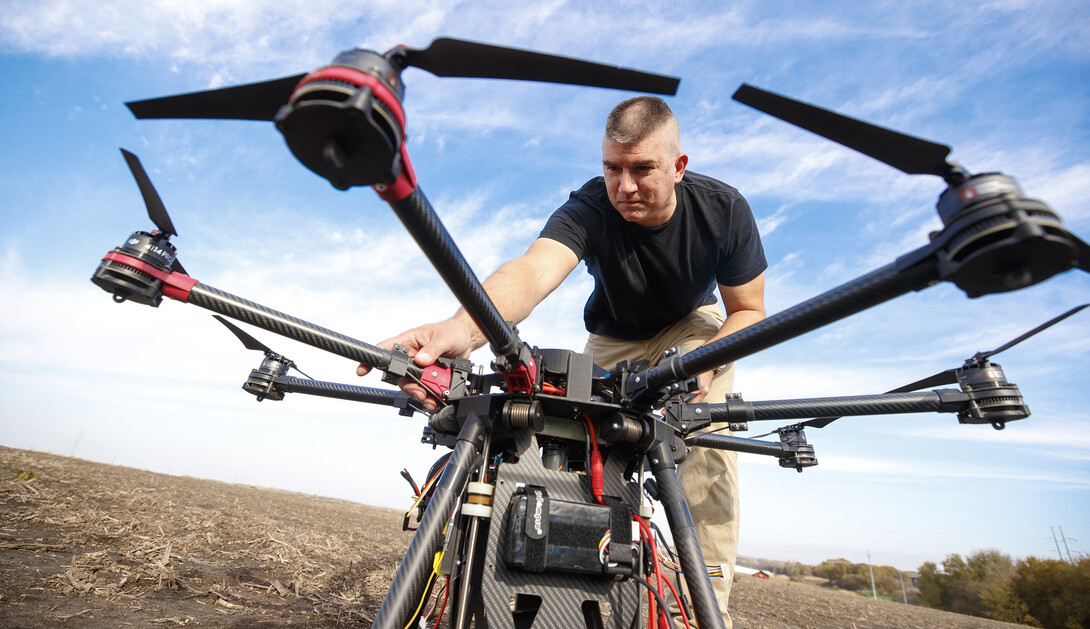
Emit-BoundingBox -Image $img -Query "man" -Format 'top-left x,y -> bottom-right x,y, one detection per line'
359,96 -> 766,627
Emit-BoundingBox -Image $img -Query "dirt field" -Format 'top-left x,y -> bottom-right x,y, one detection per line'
0,446 -> 1031,628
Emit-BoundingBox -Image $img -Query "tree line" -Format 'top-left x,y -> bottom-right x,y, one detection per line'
767,550 -> 1088,628
917,550 -> 1089,629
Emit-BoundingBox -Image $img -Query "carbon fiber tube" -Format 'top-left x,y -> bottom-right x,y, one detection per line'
388,188 -> 522,362
708,391 -> 946,422
645,257 -> 939,391
272,377 -> 412,406
187,283 -> 406,373
685,433 -> 786,457
647,440 -> 726,629
372,413 -> 485,629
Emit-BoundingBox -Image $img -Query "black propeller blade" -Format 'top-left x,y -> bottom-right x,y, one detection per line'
399,37 -> 679,94
212,315 -> 315,379
120,148 -> 178,236
127,37 -> 679,124
1070,236 -> 1090,274
979,303 -> 1089,360
732,84 -> 963,184
885,370 -> 958,395
800,303 -> 1089,429
118,148 -> 188,275
213,315 -> 275,355
127,74 -> 306,122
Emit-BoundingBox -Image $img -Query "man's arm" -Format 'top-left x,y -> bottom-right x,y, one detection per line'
357,238 -> 579,408
690,273 -> 766,403
450,237 -> 580,352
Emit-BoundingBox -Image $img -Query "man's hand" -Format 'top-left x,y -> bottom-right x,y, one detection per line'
356,318 -> 476,411
355,238 -> 578,411
689,369 -> 714,404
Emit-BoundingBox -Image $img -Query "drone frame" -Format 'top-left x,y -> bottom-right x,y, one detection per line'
92,37 -> 1090,629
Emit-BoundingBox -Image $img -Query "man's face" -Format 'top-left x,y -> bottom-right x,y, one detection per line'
602,125 -> 686,228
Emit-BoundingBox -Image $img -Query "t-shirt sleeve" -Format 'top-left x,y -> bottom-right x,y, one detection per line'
538,195 -> 599,261
716,195 -> 768,286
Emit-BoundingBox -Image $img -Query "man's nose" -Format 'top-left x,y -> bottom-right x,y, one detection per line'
618,170 -> 638,194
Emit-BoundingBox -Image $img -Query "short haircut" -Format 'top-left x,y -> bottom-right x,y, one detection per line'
605,96 -> 681,155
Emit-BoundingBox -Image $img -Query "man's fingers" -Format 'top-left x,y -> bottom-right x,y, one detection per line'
400,380 -> 437,412
413,349 -> 437,366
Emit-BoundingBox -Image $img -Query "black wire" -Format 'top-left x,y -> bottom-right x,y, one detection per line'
651,521 -> 694,620
287,361 -> 314,380
631,574 -> 672,627
404,370 -> 450,409
690,424 -> 777,440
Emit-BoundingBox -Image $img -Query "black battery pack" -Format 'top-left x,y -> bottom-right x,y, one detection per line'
503,486 -> 631,576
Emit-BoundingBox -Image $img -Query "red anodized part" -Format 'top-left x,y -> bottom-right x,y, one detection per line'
418,363 -> 454,400
501,357 -> 538,395
291,66 -> 418,201
102,251 -> 198,302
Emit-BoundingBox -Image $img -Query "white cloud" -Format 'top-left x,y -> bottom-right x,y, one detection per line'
815,454 -> 1090,488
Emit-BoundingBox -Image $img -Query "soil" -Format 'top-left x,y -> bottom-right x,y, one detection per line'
0,446 -> 1032,628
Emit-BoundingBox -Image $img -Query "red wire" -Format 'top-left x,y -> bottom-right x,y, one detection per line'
582,414 -> 606,505
432,575 -> 450,628
583,417 -> 689,627
635,515 -> 691,629
542,382 -> 565,395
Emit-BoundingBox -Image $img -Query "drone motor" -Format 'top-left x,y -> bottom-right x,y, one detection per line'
243,354 -> 291,402
275,50 -> 409,191
935,173 -> 1077,298
955,360 -> 1029,429
777,426 -> 817,472
91,230 -> 179,306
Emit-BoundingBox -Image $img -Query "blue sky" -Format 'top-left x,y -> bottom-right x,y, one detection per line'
1,1 -> 1088,572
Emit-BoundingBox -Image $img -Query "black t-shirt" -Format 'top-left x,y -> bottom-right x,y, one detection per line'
539,171 -> 767,340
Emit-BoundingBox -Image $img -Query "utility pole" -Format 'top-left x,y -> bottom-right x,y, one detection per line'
1052,527 -> 1064,560
1059,526 -> 1073,562
867,550 -> 877,600
898,570 -> 908,604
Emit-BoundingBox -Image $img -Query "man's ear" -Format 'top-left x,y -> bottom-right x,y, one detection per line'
674,152 -> 689,183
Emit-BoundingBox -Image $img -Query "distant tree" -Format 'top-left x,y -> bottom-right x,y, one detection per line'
813,558 -> 901,597
1009,555 -> 1090,629
813,558 -> 851,583
918,560 -> 945,608
915,550 -> 1016,617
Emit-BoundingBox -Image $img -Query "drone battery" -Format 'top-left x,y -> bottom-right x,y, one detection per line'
504,486 -> 630,576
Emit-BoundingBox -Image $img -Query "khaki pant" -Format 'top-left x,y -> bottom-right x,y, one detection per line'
584,304 -> 738,628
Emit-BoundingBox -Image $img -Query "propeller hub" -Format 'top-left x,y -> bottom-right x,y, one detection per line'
935,173 -> 1079,297
117,230 -> 178,271
275,54 -> 406,190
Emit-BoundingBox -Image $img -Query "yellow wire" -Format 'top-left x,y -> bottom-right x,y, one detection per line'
402,550 -> 446,629
403,472 -> 442,521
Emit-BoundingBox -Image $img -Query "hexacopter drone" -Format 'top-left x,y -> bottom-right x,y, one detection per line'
91,37 -> 1088,629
